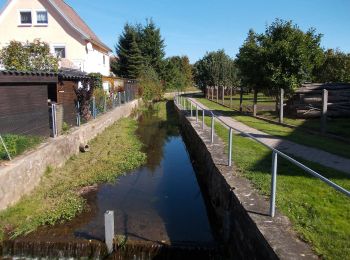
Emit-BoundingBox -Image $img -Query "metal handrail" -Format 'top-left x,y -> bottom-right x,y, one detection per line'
174,94 -> 350,218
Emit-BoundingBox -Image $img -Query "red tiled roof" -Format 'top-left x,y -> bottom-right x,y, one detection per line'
50,0 -> 111,52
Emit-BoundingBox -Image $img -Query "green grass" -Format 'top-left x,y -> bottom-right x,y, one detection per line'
199,111 -> 350,259
196,97 -> 350,160
0,134 -> 43,160
0,118 -> 146,241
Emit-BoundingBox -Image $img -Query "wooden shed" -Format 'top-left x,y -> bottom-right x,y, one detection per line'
286,83 -> 350,118
0,70 -> 89,136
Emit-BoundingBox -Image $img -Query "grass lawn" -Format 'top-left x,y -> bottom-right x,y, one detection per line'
195,97 -> 350,160
0,134 -> 43,161
194,105 -> 350,259
0,118 -> 146,241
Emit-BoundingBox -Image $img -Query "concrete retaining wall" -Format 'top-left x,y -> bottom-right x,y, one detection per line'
175,104 -> 317,259
0,100 -> 140,211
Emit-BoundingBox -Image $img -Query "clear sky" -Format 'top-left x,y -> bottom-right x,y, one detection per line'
1,0 -> 349,63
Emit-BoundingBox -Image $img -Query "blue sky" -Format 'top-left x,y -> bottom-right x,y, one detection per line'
1,0 -> 350,63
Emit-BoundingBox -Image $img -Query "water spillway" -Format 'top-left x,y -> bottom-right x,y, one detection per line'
2,101 -> 221,259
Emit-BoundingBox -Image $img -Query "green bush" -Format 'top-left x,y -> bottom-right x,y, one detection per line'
139,65 -> 164,102
0,134 -> 42,160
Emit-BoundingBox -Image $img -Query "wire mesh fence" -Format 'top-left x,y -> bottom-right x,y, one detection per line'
1,83 -> 139,161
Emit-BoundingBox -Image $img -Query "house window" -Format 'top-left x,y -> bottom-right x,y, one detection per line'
54,46 -> 66,58
36,11 -> 48,24
20,11 -> 32,24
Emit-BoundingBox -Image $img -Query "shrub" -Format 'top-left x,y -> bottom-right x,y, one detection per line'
139,65 -> 164,102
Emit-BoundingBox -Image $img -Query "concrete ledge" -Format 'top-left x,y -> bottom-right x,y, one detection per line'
176,104 -> 317,259
0,100 -> 140,211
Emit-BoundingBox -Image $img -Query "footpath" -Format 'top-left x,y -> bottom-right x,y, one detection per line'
191,98 -> 350,174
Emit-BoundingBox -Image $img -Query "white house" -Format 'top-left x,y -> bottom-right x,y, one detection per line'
0,0 -> 111,76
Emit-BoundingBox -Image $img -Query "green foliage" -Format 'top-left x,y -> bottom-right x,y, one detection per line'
314,49 -> 350,83
113,20 -> 165,79
237,19 -> 324,96
163,56 -> 193,91
0,118 -> 146,239
139,65 -> 164,101
138,19 -> 166,75
194,50 -> 239,90
88,72 -> 103,89
0,40 -> 58,72
0,134 -> 42,160
62,122 -> 70,134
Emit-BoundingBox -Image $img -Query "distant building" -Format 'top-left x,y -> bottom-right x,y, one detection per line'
0,0 -> 112,77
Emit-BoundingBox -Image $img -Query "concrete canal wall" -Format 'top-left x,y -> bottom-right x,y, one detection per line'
0,99 -> 140,211
175,104 -> 317,259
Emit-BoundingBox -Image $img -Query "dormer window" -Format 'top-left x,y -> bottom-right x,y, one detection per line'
36,11 -> 48,24
20,11 -> 32,25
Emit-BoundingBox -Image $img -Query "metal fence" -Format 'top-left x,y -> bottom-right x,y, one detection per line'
174,94 -> 350,217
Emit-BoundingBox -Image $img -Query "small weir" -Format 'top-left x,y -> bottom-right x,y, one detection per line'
2,101 -> 222,259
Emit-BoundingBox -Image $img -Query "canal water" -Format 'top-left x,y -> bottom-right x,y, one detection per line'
6,101 -> 217,257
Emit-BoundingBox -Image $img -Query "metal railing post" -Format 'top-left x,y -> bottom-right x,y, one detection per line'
51,103 -> 58,137
104,95 -> 107,112
228,128 -> 233,166
211,113 -> 214,143
104,210 -> 114,254
118,92 -> 121,106
124,91 -> 126,103
270,151 -> 278,217
196,105 -> 198,122
202,109 -> 205,129
77,101 -> 81,126
190,102 -> 193,117
92,96 -> 96,119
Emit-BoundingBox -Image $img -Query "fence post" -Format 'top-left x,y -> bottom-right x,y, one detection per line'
0,135 -> 12,160
51,103 -> 58,137
211,113 -> 215,143
196,105 -> 199,122
222,86 -> 225,105
228,128 -> 233,166
77,101 -> 81,126
230,87 -> 233,108
92,96 -> 96,119
202,109 -> 205,130
112,93 -> 115,108
321,89 -> 328,134
211,87 -> 214,100
124,91 -> 126,104
216,86 -> 219,103
104,210 -> 114,254
104,95 -> 107,113
239,87 -> 243,112
253,90 -> 257,117
270,151 -> 278,217
279,89 -> 284,124
118,92 -> 121,106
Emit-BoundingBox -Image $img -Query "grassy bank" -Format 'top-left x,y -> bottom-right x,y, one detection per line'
0,134 -> 43,161
0,118 -> 146,241
191,101 -> 350,259
195,97 -> 350,159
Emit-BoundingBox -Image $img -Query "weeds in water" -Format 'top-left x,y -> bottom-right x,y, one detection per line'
0,118 -> 146,240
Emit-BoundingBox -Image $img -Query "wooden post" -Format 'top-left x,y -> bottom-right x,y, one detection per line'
321,89 -> 328,134
222,86 -> 225,105
230,87 -> 233,108
211,87 -> 214,100
240,87 -> 243,112
216,86 -> 219,103
279,89 -> 284,124
253,89 -> 258,117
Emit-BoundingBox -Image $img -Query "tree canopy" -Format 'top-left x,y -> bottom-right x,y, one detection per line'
193,50 -> 239,91
0,40 -> 58,72
162,56 -> 193,91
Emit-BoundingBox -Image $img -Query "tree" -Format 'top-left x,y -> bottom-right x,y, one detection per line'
138,19 -> 165,75
194,50 -> 238,91
163,56 -> 193,91
0,40 -> 58,72
314,49 -> 350,83
139,65 -> 164,101
114,24 -> 143,78
262,19 -> 324,95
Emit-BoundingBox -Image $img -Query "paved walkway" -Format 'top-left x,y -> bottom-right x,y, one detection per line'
191,98 -> 350,174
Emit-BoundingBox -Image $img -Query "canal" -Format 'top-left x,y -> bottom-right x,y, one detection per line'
4,101 -> 220,259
